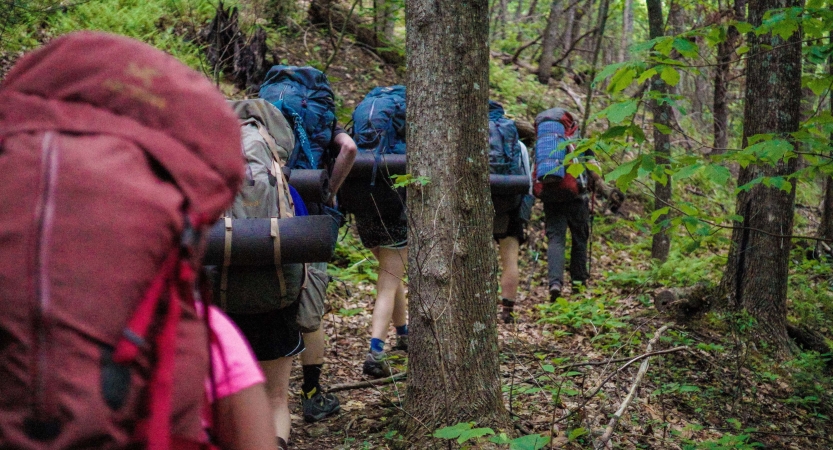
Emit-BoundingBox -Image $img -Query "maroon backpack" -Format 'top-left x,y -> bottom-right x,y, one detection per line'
0,32 -> 243,449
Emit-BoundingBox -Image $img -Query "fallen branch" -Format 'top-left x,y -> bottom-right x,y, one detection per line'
595,325 -> 669,449
558,81 -> 585,114
556,327 -> 683,424
328,372 -> 407,392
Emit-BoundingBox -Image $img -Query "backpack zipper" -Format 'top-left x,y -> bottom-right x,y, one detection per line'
28,131 -> 61,439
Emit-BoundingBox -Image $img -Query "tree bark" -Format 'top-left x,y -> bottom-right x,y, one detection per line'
712,0 -> 746,153
620,0 -> 633,61
537,0 -> 562,84
308,0 -> 404,66
404,0 -> 510,442
646,0 -> 672,262
718,0 -> 801,353
373,0 -> 396,46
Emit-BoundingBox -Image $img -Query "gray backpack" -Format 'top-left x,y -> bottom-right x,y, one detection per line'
217,99 -> 305,314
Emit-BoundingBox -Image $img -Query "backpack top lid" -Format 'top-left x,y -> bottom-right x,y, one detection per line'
535,107 -> 579,139
230,99 -> 295,161
258,65 -> 337,170
488,99 -> 506,121
0,31 -> 243,221
352,85 -> 406,154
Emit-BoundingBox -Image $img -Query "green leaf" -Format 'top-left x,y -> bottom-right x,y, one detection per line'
509,434 -> 551,450
733,21 -> 754,34
542,364 -> 555,373
743,139 -> 793,164
567,163 -> 586,177
655,37 -> 674,56
593,61 -> 628,84
567,427 -> 589,442
605,158 -> 640,183
433,422 -> 471,439
637,67 -> 658,84
457,427 -> 494,444
736,45 -> 750,55
601,99 -> 638,124
672,38 -> 698,58
660,66 -> 680,86
654,123 -> 672,135
704,164 -> 731,185
651,207 -> 670,222
672,163 -> 702,181
608,67 -> 636,93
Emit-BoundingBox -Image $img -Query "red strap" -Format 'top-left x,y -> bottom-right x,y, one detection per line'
145,270 -> 183,450
113,248 -> 180,363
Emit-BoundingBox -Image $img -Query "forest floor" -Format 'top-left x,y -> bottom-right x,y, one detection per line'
2,16 -> 832,450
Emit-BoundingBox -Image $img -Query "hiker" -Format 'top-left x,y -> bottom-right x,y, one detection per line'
205,304 -> 278,450
259,66 -> 356,423
0,31 -> 247,449
339,85 -> 408,378
489,100 -> 535,323
533,107 -> 600,300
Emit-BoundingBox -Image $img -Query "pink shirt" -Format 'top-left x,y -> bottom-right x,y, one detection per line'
204,305 -> 265,400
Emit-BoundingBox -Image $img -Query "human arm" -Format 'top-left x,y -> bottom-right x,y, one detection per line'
214,384 -> 278,450
327,131 -> 357,205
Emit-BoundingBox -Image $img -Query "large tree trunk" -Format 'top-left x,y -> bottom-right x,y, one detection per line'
620,0 -> 633,61
309,0 -> 404,66
718,0 -> 801,353
403,0 -> 510,442
537,0 -> 562,84
712,0 -> 746,153
646,0 -> 672,261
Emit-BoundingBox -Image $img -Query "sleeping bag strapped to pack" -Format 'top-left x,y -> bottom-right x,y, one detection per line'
259,65 -> 337,171
0,32 -> 244,450
533,107 -> 586,203
218,99 -> 305,315
340,85 -> 407,219
489,100 -> 526,214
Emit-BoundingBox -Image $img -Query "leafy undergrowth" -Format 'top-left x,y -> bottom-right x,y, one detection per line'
291,198 -> 833,450
2,6 -> 832,448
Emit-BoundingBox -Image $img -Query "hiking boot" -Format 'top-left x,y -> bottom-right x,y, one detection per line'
549,282 -> 563,302
362,351 -> 392,379
392,335 -> 409,352
301,388 -> 341,423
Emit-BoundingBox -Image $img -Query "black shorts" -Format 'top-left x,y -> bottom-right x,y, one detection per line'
226,302 -> 305,361
354,213 -> 408,249
493,211 -> 527,245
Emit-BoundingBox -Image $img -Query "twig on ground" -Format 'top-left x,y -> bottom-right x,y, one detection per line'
328,372 -> 407,392
595,325 -> 669,449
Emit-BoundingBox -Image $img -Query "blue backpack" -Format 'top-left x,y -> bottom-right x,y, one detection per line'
351,85 -> 406,185
352,85 -> 406,155
534,107 -> 579,181
488,100 -> 524,176
259,65 -> 337,170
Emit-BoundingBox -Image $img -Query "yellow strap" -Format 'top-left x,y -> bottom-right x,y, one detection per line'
271,218 -> 286,297
220,217 -> 232,310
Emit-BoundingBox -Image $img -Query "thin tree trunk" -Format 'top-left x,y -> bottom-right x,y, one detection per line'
561,0 -> 576,56
373,0 -> 395,45
403,0 -> 510,442
647,0 -> 672,262
537,0 -> 562,84
822,177 -> 833,242
712,0 -> 746,153
620,0 -> 633,61
718,0 -> 801,353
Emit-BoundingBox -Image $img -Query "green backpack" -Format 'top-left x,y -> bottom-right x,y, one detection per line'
217,99 -> 305,314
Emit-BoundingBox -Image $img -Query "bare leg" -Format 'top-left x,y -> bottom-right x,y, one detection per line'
259,357 -> 294,440
300,328 -> 325,366
498,236 -> 520,301
371,246 -> 408,340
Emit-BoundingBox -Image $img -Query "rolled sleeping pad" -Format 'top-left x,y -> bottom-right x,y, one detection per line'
203,215 -> 339,266
287,169 -> 330,204
489,174 -> 531,196
346,152 -> 407,179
